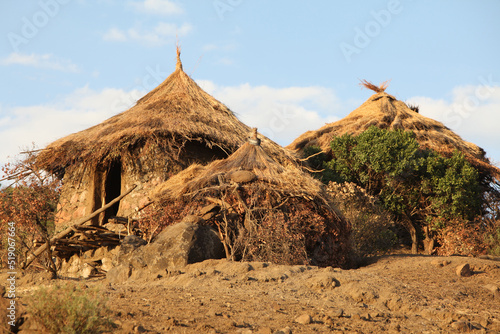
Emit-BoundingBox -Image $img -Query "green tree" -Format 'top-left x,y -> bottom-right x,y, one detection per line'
309,126 -> 482,254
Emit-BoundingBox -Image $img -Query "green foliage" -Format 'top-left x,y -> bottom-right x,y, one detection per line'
325,128 -> 424,194
312,126 -> 483,252
26,283 -> 112,334
422,152 -> 481,221
302,146 -> 326,170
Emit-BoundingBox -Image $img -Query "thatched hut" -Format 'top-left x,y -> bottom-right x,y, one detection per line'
288,81 -> 500,255
152,130 -> 352,268
36,49 -> 291,228
287,81 -> 497,176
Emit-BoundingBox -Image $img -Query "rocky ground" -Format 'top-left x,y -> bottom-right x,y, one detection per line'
7,253 -> 500,334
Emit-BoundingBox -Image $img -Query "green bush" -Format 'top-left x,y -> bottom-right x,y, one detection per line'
26,283 -> 112,334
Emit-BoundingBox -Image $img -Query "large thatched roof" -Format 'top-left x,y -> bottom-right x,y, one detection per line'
37,48 -> 291,176
152,131 -> 351,267
287,82 -> 499,176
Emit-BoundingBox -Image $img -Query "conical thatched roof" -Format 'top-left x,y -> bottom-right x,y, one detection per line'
37,48 -> 291,176
152,130 -> 351,267
287,81 -> 498,175
155,129 -> 331,202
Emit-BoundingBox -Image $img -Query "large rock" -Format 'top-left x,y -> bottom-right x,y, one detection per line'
107,220 -> 225,283
119,235 -> 147,257
456,263 -> 472,277
107,264 -> 133,284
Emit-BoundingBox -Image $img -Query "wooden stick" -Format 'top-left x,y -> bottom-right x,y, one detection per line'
20,148 -> 51,154
21,184 -> 138,269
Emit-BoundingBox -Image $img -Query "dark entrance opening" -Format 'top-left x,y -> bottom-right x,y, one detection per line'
103,160 -> 122,223
181,140 -> 228,165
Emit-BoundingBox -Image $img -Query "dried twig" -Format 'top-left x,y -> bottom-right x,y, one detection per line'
298,150 -> 324,162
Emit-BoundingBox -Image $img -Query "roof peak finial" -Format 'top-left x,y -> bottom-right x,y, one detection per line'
359,79 -> 391,93
176,43 -> 183,71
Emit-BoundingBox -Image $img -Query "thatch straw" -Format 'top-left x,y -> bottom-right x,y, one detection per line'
287,82 -> 499,177
36,48 -> 293,176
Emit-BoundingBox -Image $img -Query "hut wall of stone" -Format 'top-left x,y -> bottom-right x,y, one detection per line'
116,161 -> 164,219
55,164 -> 94,228
117,141 -> 228,219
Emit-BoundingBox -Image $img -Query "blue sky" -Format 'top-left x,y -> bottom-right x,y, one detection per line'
1,0 -> 500,173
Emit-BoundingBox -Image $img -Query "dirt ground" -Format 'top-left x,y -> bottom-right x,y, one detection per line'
9,254 -> 500,333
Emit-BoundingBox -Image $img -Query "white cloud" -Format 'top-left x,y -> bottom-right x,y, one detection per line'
102,27 -> 127,41
407,83 -> 500,163
0,86 -> 146,167
0,53 -> 80,73
197,80 -> 342,145
128,0 -> 183,15
102,22 -> 192,46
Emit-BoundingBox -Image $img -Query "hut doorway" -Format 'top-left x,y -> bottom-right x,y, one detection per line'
103,160 -> 122,223
91,160 -> 122,225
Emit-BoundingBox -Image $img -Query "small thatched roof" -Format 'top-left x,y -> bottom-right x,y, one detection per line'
287,81 -> 498,175
155,129 -> 330,202
152,130 -> 351,267
37,48 -> 291,176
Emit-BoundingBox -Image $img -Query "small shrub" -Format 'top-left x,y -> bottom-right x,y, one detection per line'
436,220 -> 488,256
26,283 -> 112,334
327,182 -> 397,258
485,228 -> 500,256
0,148 -> 61,267
484,219 -> 500,256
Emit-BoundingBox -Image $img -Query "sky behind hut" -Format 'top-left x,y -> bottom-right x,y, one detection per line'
1,0 -> 500,174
